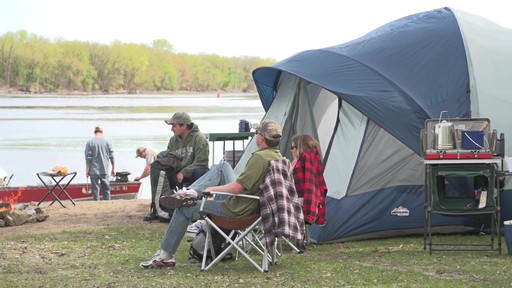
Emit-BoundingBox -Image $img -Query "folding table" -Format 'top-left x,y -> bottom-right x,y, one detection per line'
205,132 -> 255,167
36,171 -> 77,208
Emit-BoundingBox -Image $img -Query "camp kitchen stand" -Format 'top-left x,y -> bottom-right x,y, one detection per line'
422,118 -> 506,254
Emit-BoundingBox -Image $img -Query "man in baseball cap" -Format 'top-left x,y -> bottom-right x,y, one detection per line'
135,146 -> 146,158
164,112 -> 192,125
163,112 -> 209,187
252,119 -> 282,141
134,146 -> 157,181
140,118 -> 285,269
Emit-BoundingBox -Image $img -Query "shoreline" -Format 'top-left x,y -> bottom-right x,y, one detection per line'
3,199 -> 155,236
0,86 -> 255,96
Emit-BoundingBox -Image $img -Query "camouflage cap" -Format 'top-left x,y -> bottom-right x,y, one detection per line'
252,120 -> 282,140
164,112 -> 192,125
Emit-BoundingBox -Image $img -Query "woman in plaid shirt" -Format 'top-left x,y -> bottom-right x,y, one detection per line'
291,134 -> 328,226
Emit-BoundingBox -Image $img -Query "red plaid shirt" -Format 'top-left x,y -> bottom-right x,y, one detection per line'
293,147 -> 327,225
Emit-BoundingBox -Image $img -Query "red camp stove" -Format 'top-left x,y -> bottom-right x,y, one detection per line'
423,149 -> 492,160
422,117 -> 497,161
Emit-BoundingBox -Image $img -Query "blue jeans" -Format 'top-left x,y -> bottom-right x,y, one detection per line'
188,160 -> 237,196
182,167 -> 210,187
160,160 -> 236,255
90,174 -> 110,200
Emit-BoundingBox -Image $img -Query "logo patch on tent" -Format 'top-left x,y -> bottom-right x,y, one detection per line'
391,206 -> 409,217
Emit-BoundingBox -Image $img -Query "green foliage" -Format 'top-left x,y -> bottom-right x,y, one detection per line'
0,31 -> 276,93
2,225 -> 512,287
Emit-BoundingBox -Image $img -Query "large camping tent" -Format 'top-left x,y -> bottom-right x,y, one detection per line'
235,7 -> 512,243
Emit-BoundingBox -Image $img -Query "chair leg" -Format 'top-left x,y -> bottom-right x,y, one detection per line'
244,227 -> 275,262
200,222 -> 226,270
263,246 -> 269,271
304,224 -> 310,245
202,218 -> 266,272
278,237 -> 300,253
242,228 -> 271,259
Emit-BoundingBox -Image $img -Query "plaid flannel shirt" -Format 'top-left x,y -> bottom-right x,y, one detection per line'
260,159 -> 305,248
293,147 -> 328,225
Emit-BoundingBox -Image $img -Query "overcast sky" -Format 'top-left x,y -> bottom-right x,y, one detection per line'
0,0 -> 510,61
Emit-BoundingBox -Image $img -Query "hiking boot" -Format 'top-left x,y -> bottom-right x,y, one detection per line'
160,194 -> 197,210
140,251 -> 176,269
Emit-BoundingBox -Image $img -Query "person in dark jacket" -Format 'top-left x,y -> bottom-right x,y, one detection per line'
144,112 -> 210,222
165,112 -> 209,187
140,120 -> 282,269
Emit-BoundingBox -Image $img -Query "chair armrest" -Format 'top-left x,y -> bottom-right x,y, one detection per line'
200,191 -> 259,211
203,191 -> 259,200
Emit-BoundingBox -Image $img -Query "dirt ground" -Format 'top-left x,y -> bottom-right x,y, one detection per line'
3,199 -> 153,235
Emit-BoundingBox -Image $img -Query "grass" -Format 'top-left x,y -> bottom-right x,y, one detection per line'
1,223 -> 512,287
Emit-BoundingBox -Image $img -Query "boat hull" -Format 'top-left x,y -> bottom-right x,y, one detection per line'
0,181 -> 142,204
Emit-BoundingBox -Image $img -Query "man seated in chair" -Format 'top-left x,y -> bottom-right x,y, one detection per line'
140,119 -> 283,269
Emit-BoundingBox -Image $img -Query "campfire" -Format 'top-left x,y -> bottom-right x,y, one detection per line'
0,189 -> 49,227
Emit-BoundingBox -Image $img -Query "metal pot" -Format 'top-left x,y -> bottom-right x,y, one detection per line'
434,120 -> 454,150
115,171 -> 131,182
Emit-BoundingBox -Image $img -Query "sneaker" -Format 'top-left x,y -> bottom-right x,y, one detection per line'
160,194 -> 197,210
140,251 -> 176,269
187,220 -> 205,234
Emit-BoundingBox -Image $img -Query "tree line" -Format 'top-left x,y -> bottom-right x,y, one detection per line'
0,30 -> 276,94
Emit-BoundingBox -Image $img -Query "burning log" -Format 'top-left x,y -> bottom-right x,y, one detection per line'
1,188 -> 50,227
0,202 -> 11,226
0,203 -> 49,227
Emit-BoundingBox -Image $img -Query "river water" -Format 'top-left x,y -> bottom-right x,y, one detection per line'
0,93 -> 265,199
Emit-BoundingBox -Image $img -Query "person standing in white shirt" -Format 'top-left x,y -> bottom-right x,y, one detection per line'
134,146 -> 158,181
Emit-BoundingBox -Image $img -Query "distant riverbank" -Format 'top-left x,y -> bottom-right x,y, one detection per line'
0,86 -> 254,96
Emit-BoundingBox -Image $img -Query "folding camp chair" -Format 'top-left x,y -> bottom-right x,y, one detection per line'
240,220 -> 301,258
199,192 -> 272,272
199,159 -> 305,272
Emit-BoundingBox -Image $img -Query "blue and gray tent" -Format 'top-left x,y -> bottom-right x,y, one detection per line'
235,7 -> 512,243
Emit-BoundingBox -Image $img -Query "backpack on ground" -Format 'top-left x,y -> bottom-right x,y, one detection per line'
149,151 -> 181,222
189,222 -> 233,263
